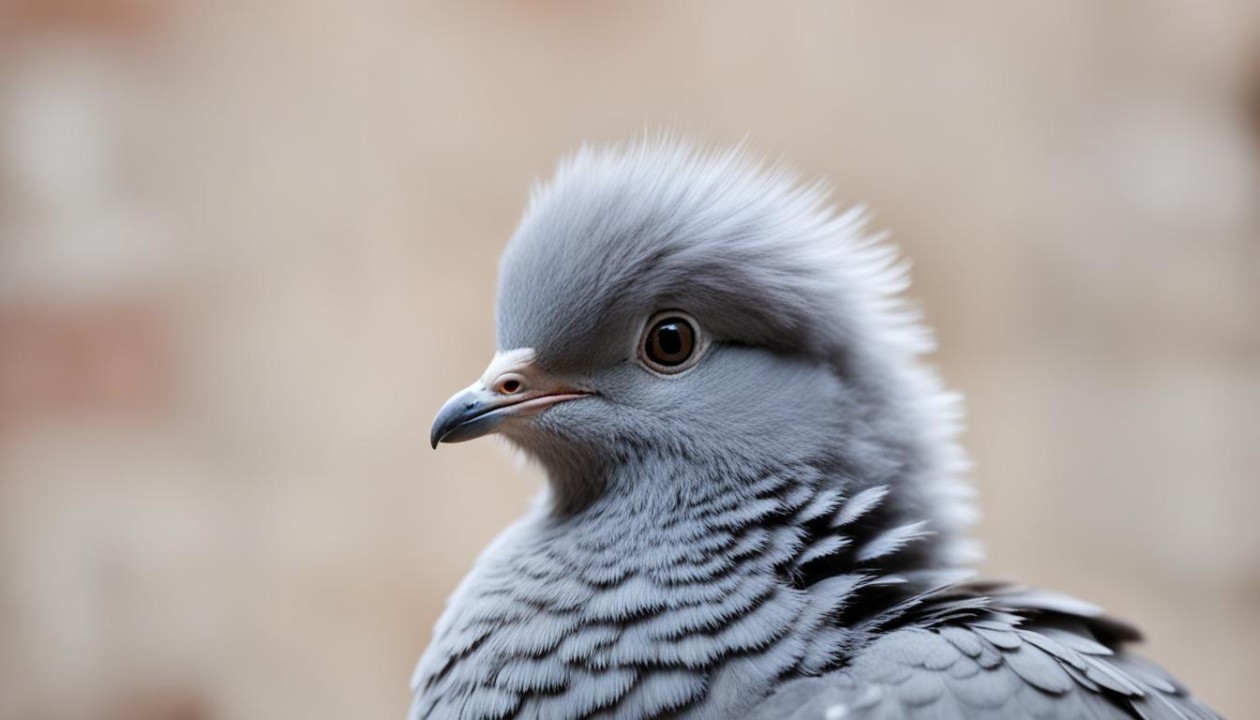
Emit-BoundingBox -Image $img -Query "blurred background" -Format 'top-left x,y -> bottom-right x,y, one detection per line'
1,1 -> 1258,718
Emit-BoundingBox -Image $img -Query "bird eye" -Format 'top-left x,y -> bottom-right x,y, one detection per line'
640,312 -> 701,374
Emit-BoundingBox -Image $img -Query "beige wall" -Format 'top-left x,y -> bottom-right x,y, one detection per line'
1,2 -> 1257,718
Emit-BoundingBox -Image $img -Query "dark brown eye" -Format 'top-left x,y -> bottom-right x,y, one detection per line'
640,313 -> 700,373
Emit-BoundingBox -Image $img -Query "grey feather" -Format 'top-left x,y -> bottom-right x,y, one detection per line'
831,485 -> 890,528
412,139 -> 1220,719
855,520 -> 931,563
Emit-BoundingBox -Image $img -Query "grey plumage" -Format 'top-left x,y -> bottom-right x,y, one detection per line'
414,140 -> 1219,719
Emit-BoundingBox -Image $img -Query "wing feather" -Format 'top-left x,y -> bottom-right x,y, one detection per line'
748,586 -> 1221,720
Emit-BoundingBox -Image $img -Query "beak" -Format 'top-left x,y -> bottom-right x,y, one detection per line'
430,349 -> 591,448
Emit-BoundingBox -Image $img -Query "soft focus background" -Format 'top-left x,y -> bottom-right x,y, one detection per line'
1,2 -> 1258,718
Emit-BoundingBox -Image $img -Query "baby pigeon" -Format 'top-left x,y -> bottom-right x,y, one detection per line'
414,140 -> 1219,719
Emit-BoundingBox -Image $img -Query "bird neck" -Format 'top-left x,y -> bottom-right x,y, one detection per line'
529,395 -> 973,571
536,453 -> 950,584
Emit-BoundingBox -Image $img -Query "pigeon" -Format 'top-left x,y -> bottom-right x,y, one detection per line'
414,140 -> 1220,719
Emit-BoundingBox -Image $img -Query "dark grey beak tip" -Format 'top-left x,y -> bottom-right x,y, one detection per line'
430,399 -> 467,449
431,387 -> 507,449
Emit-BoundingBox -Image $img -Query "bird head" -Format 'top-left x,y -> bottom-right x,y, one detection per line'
431,140 -> 971,542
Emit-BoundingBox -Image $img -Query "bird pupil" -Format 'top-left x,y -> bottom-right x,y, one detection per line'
657,324 -> 682,356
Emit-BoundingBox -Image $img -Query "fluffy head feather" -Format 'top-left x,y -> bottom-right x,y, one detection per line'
497,139 -> 974,560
